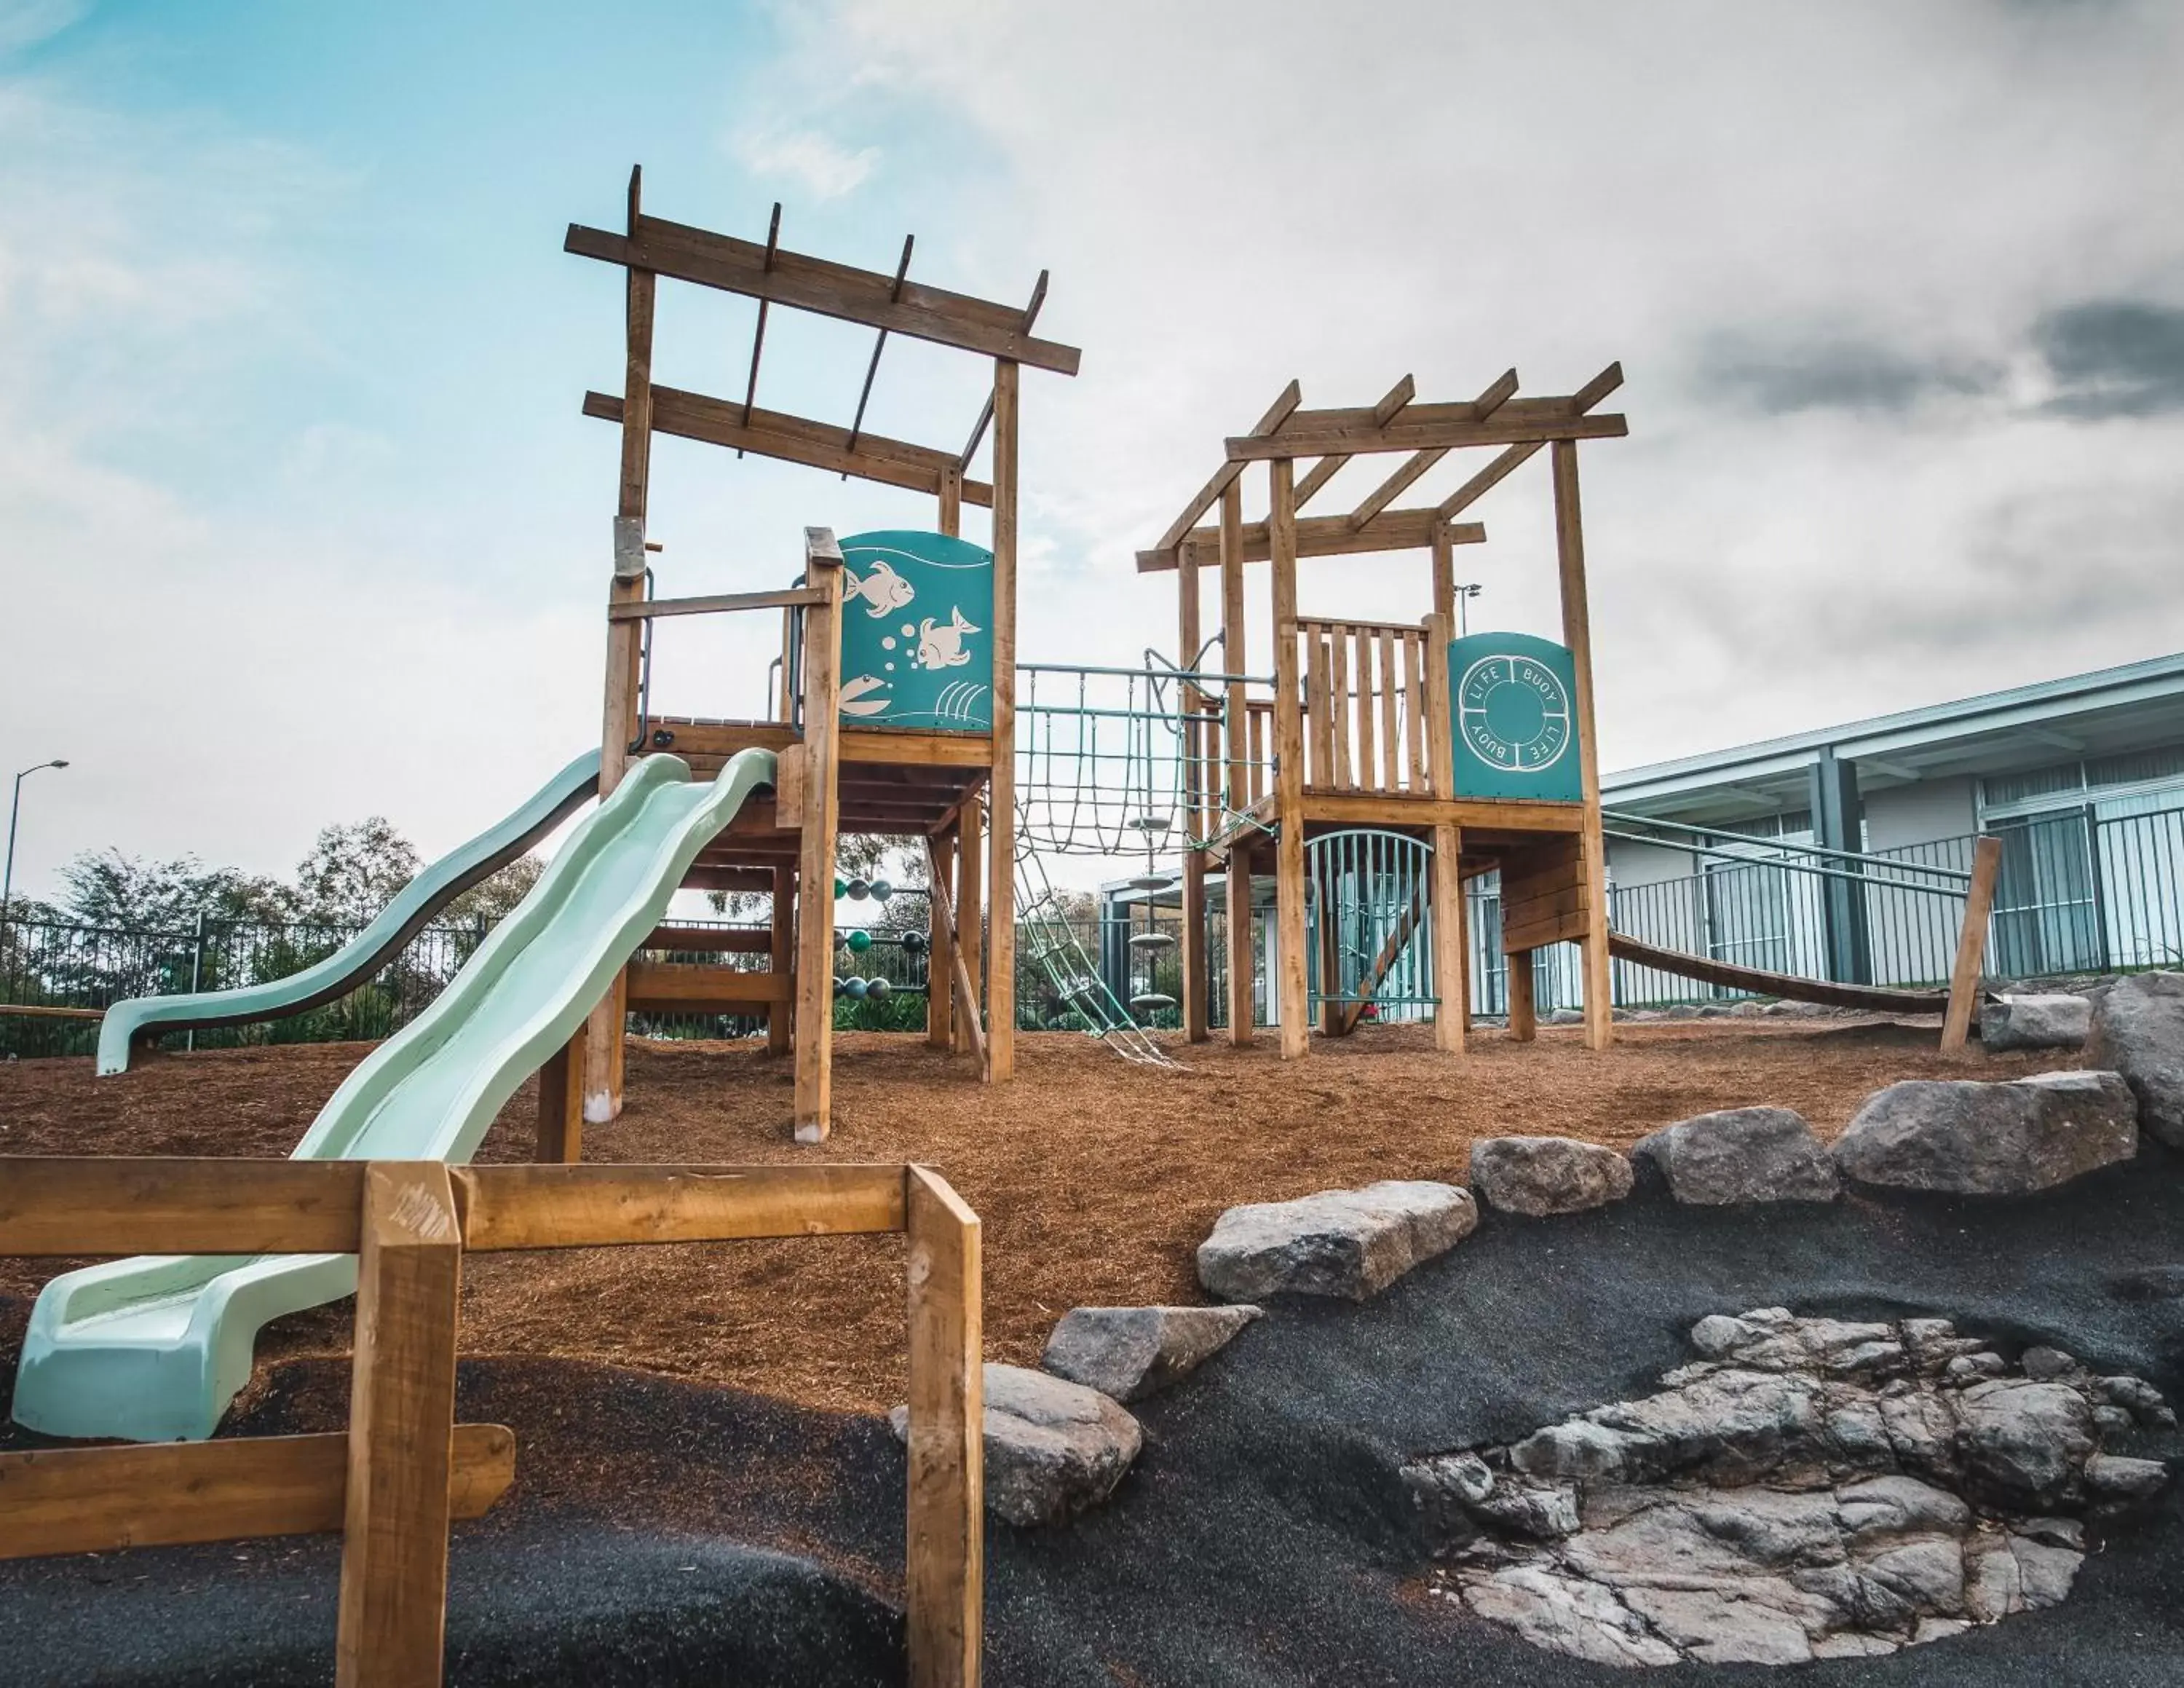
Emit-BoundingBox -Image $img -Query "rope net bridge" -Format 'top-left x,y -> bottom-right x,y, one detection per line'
1009,658 -> 1270,1068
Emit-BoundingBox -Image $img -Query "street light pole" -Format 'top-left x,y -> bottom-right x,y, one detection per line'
1454,583 -> 1484,639
3,759 -> 71,927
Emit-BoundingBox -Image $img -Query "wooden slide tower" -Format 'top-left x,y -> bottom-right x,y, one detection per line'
565,167 -> 1079,1140
1139,364 -> 1627,1056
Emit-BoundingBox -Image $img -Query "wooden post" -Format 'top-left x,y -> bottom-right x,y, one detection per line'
585,165 -> 654,1127
1431,519 -> 1457,637
533,1030 -> 585,1164
1507,948 -> 1538,1041
987,358 -> 1020,1083
1430,824 -> 1468,1057
795,529 -> 845,1143
927,830 -> 956,1050
938,465 -> 963,539
1551,439 -> 1614,1052
336,1162 -> 462,1688
1942,835 -> 2003,1054
905,1167 -> 984,1688
767,864 -> 794,1058
1178,537 -> 1209,1043
954,797 -> 984,1059
1219,482 -> 1254,1046
1269,456 -> 1310,1059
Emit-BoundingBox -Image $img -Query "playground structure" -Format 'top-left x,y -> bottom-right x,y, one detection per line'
1132,363 -> 1632,1057
565,166 -> 1082,1141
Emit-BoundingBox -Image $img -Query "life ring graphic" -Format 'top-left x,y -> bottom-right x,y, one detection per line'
1457,652 -> 1572,773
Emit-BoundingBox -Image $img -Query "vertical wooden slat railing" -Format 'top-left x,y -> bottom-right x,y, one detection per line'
1291,618 -> 1436,795
0,1158 -> 985,1688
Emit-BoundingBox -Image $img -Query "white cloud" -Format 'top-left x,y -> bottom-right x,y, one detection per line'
727,123 -> 879,201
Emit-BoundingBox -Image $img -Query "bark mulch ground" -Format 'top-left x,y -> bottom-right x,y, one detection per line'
0,1018 -> 2076,1414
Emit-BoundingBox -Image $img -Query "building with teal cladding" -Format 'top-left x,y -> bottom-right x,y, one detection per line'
834,530 -> 994,732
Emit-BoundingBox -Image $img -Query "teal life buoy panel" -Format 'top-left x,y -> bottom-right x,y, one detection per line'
835,530 -> 994,731
1447,631 -> 1583,802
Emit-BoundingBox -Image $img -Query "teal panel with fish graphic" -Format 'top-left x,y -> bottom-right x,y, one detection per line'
834,530 -> 994,732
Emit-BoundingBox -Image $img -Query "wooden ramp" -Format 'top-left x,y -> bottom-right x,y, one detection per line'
1605,933 -> 1949,1015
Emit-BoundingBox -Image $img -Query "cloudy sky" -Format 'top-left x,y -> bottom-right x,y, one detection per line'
3,0 -> 2180,895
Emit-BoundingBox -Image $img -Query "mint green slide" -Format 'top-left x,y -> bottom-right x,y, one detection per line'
15,749 -> 776,1443
96,750 -> 605,1076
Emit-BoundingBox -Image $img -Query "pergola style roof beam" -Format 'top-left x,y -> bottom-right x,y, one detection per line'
1291,372 -> 1418,515
1136,509 -> 1485,572
1224,406 -> 1626,461
566,215 -> 1082,375
1152,379 -> 1302,553
958,269 -> 1051,470
585,387 -> 995,505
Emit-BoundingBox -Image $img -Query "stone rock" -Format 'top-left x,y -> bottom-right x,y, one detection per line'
2094,1373 -> 2177,1427
1956,1381 -> 2095,1507
1982,994 -> 2092,1052
889,1363 -> 1140,1527
2087,971 -> 2184,1145
1195,1180 -> 1476,1302
1468,1136 -> 1634,1217
1632,1107 -> 1840,1206
1833,1070 -> 2137,1194
1544,1006 -> 1586,1025
1434,1308 -> 2159,1669
1039,1304 -> 1260,1403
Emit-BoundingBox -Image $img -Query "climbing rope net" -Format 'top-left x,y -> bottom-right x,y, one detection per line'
1008,655 -> 1270,1070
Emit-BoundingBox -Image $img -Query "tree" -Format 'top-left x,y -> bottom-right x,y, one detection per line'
441,855 -> 546,926
55,848 -> 293,931
291,818 -> 420,926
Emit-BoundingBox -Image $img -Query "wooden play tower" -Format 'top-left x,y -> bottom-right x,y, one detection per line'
1139,364 -> 1627,1055
566,167 -> 1079,1140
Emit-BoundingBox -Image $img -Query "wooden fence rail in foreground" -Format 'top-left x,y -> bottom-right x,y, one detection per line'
0,1157 -> 984,1688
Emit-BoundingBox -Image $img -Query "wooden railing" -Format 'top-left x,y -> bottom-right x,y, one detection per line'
1294,617 -> 1437,795
0,1157 -> 983,1688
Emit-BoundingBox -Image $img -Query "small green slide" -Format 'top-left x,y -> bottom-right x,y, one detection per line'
15,749 -> 776,1443
97,749 -> 606,1076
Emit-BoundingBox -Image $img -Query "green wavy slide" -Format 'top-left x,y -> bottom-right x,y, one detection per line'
16,749 -> 776,1443
97,749 -> 605,1076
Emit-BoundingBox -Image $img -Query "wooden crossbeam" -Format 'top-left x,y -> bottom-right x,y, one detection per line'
1152,379 -> 1302,552
585,387 -> 995,504
454,1164 -> 908,1251
1432,365 -> 1618,517
1289,374 -> 1420,513
1139,508 -> 1484,572
0,1158 -> 366,1255
607,586 -> 826,622
566,214 -> 1080,374
1347,369 -> 1519,529
1226,408 -> 1626,461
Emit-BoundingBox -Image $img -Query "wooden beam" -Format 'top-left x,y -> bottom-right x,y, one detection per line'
927,834 -> 989,1076
987,358 -> 1019,1084
454,1163 -> 906,1250
1336,883 -> 1425,1036
566,213 -> 1083,375
1373,374 -> 1417,424
905,1167 -> 983,1688
1142,508 -> 1486,572
336,1162 -> 462,1688
1219,480 -> 1255,1049
1152,379 -> 1302,555
0,1427 -> 513,1561
795,528 -> 844,1143
533,1030 -> 584,1165
1430,821 -> 1468,1054
1942,835 -> 2003,1053
927,829 -> 956,1050
0,1158 -> 366,1256
767,865 -> 794,1059
1606,933 -> 1950,1014
625,961 -> 792,1008
1270,456 -> 1310,1060
1227,409 -> 1627,461
0,1003 -> 102,1019
1437,441 -> 1542,518
606,585 -> 827,622
585,389 -> 996,506
645,924 -> 772,953
1551,439 -> 1613,1053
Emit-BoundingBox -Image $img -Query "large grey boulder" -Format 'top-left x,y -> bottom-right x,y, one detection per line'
1196,1180 -> 1476,1302
1632,1108 -> 1840,1205
1469,1136 -> 1634,1217
1040,1304 -> 1261,1403
1833,1070 -> 2137,1194
890,1362 -> 1140,1527
2087,971 -> 2184,1145
1982,994 -> 2092,1052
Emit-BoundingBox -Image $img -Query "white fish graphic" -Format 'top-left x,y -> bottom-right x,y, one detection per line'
839,674 -> 892,717
842,558 -> 914,619
914,605 -> 980,671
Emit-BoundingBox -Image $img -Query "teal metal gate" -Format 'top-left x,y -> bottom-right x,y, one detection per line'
1304,828 -> 1438,1024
